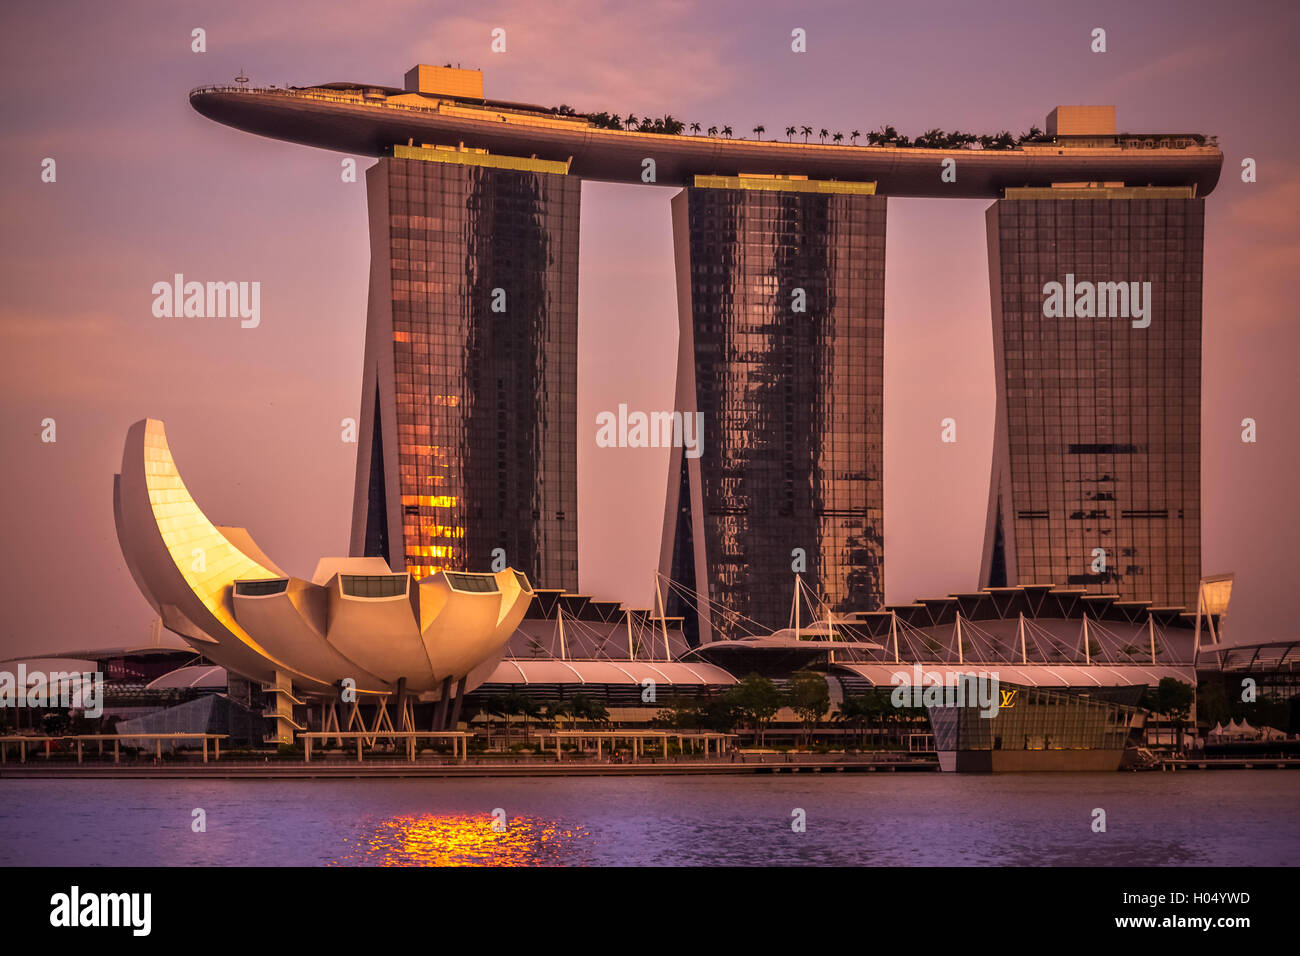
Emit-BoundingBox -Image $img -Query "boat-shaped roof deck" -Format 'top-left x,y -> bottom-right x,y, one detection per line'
190,80 -> 1222,198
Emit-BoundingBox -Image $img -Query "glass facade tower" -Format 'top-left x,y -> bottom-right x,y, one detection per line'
660,178 -> 886,642
350,152 -> 579,589
980,188 -> 1203,608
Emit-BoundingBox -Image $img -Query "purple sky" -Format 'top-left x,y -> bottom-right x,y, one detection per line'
1,0 -> 1297,657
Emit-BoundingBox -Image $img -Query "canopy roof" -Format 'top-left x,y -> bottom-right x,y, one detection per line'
146,665 -> 228,690
484,658 -> 737,686
836,662 -> 1193,688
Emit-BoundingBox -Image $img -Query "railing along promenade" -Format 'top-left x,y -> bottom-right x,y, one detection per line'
0,730 -> 939,776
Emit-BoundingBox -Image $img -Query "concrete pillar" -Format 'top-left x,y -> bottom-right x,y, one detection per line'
394,677 -> 408,731
448,676 -> 467,730
270,669 -> 296,745
433,676 -> 452,730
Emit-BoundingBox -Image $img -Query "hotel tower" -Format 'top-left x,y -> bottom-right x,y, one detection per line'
979,108 -> 1204,608
659,177 -> 886,640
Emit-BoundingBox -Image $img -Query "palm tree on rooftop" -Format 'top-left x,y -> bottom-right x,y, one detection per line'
819,128 -> 829,143
832,131 -> 843,144
753,124 -> 765,140
722,125 -> 733,139
624,113 -> 637,130
785,125 -> 796,141
919,127 -> 945,148
690,122 -> 701,135
850,129 -> 861,145
800,125 -> 812,142
707,125 -> 718,137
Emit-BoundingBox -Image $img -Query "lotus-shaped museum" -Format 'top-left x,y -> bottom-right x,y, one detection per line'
113,419 -> 533,737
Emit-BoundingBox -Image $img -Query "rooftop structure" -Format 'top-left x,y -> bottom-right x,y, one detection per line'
190,70 -> 1223,198
1045,105 -> 1115,137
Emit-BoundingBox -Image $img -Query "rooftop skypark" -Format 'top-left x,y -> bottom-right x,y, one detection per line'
190,65 -> 1223,198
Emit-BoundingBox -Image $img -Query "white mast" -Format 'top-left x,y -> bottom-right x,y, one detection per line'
1149,614 -> 1158,665
1082,614 -> 1091,665
824,591 -> 836,663
654,574 -> 671,661
557,606 -> 567,661
794,574 -> 801,639
1192,582 -> 1203,667
626,608 -> 635,661
955,613 -> 963,665
1018,612 -> 1028,664
891,610 -> 900,664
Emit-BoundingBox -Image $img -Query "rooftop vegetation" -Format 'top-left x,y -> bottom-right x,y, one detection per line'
556,105 -> 1044,148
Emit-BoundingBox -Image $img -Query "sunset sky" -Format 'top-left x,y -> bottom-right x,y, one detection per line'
1,0 -> 1297,657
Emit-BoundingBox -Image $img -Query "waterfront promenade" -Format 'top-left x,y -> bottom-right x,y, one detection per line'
6,732 -> 1297,779
4,750 -> 1298,779
0,751 -> 938,778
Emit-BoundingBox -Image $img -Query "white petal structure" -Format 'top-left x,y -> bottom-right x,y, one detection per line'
113,419 -> 533,699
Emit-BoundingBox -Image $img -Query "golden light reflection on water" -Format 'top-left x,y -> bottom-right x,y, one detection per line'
334,813 -> 594,866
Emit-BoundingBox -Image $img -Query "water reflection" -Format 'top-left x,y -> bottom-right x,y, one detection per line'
6,775 -> 1297,866
335,812 -> 593,866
